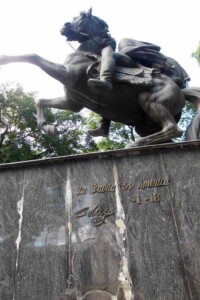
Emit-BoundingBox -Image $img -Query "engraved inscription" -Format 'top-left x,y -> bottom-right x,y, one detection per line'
121,182 -> 132,191
91,184 -> 116,194
137,179 -> 169,189
75,178 -> 169,210
132,193 -> 161,204
77,186 -> 87,195
75,205 -> 114,226
76,179 -> 169,196
132,194 -> 142,204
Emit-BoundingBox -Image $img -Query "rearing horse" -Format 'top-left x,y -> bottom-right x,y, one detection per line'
0,8 -> 200,147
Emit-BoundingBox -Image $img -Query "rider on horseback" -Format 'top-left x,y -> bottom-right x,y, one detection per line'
0,8 -> 197,145
60,8 -> 190,139
85,20 -> 190,91
88,35 -> 190,91
87,34 -> 116,91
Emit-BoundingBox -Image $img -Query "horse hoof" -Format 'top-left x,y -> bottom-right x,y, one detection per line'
88,79 -> 113,91
42,125 -> 58,135
125,143 -> 137,149
125,139 -> 144,148
88,128 -> 109,137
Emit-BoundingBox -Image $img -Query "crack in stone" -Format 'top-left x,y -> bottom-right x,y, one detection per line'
13,185 -> 25,300
66,168 -> 73,278
159,152 -> 193,300
113,163 -> 134,300
15,186 -> 25,269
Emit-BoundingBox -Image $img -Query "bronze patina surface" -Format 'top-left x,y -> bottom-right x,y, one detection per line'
0,9 -> 200,147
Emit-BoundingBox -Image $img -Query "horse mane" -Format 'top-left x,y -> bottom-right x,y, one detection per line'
85,15 -> 116,51
91,16 -> 108,31
80,13 -> 109,41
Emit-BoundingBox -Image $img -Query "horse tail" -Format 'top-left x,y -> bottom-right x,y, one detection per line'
182,87 -> 200,140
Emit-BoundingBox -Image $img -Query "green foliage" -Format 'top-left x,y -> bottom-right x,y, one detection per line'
175,102 -> 196,141
87,112 -> 134,151
0,83 -> 94,163
178,102 -> 196,131
192,42 -> 200,65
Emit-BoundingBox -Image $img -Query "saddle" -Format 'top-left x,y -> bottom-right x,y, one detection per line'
87,61 -> 154,87
114,65 -> 154,86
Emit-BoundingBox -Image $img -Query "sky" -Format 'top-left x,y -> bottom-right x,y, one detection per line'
0,0 -> 199,98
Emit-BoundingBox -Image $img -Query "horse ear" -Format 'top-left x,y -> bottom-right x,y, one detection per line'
87,7 -> 92,15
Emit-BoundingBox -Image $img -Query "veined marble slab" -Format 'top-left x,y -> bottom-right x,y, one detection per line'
0,141 -> 200,300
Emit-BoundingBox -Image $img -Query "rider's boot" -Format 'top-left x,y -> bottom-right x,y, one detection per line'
88,78 -> 113,91
88,63 -> 113,90
88,46 -> 115,91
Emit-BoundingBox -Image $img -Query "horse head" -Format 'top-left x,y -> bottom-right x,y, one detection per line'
60,8 -> 110,43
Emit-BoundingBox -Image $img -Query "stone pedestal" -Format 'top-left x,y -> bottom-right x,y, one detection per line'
1,141 -> 200,300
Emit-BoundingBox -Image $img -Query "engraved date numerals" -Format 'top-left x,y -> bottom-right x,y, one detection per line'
132,193 -> 161,204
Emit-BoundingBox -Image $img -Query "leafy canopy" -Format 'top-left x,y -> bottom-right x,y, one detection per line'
0,83 -> 96,163
192,42 -> 200,65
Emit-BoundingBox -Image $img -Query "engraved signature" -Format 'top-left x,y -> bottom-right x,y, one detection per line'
74,205 -> 114,226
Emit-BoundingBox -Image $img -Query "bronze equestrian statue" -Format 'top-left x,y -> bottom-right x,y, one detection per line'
0,8 -> 199,147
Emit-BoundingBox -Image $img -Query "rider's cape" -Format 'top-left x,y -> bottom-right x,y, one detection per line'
119,38 -> 164,66
118,38 -> 190,88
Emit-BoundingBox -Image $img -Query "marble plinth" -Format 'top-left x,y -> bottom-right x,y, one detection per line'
1,141 -> 200,300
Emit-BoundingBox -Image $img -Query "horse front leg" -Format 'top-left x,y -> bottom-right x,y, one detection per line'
36,96 -> 83,135
0,54 -> 70,85
88,118 -> 111,137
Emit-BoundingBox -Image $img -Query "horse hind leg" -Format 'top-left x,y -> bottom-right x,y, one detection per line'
131,121 -> 182,147
126,91 -> 183,148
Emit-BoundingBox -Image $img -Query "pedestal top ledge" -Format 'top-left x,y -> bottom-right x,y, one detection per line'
0,140 -> 199,170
